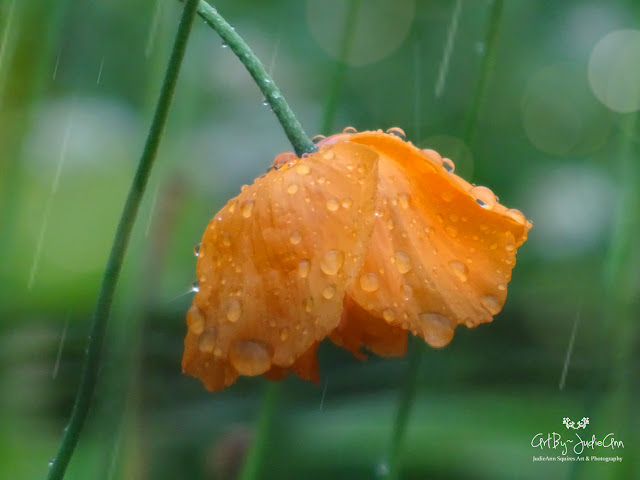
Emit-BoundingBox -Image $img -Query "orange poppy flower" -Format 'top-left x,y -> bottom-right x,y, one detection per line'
182,128 -> 532,391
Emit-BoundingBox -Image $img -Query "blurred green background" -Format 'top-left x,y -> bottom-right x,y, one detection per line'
0,0 -> 638,479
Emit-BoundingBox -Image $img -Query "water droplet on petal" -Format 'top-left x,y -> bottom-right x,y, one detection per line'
505,232 -> 515,252
498,283 -> 507,291
359,273 -> 380,292
383,309 -> 395,322
322,284 -> 336,299
320,250 -> 345,275
341,197 -> 353,208
394,251 -> 412,274
386,127 -> 406,140
298,259 -> 310,278
418,313 -> 454,348
402,284 -> 413,300
229,339 -> 273,376
290,230 -> 302,245
343,126 -> 357,134
445,225 -> 458,238
191,281 -> 200,293
398,193 -> 410,209
322,150 -> 335,160
222,232 -> 232,246
273,152 -> 298,169
471,186 -> 496,210
312,134 -> 326,143
227,299 -> 242,322
296,163 -> 311,175
326,197 -> 340,211
287,183 -> 300,194
422,148 -> 443,166
280,327 -> 290,341
506,208 -> 527,225
303,296 -> 314,312
449,260 -> 468,282
193,243 -> 201,257
198,327 -> 218,353
241,200 -> 254,218
481,295 -> 502,315
442,158 -> 455,172
187,305 -> 205,334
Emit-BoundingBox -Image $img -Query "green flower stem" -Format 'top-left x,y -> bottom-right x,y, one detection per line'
384,3 -> 505,478
320,0 -> 361,135
385,338 -> 423,480
463,0 -> 504,146
45,1 -> 200,479
193,0 -> 316,156
238,382 -> 280,480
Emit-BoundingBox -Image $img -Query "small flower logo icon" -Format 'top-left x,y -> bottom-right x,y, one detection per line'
563,417 -> 589,429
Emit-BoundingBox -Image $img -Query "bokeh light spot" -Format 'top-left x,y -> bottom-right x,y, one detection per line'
588,29 -> 640,113
306,0 -> 415,67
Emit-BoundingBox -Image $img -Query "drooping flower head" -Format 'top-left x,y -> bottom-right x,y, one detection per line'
183,128 -> 532,391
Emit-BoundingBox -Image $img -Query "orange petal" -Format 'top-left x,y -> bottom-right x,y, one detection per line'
182,142 -> 379,391
342,131 -> 532,348
329,294 -> 408,359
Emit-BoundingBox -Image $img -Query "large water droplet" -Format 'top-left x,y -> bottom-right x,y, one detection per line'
193,243 -> 201,257
287,183 -> 300,194
343,126 -> 357,134
442,158 -> 455,172
481,295 -> 502,315
359,272 -> 380,292
506,208 -> 527,226
449,260 -> 468,282
418,312 -> 454,348
471,186 -> 496,210
296,163 -> 311,175
322,284 -> 336,299
241,200 -> 254,218
422,148 -> 443,166
298,259 -> 310,278
273,152 -> 297,169
312,134 -> 326,144
191,281 -> 200,293
320,250 -> 345,275
229,339 -> 273,376
227,299 -> 242,322
326,197 -> 340,211
290,230 -> 302,245
386,127 -> 406,140
394,251 -> 412,274
198,327 -> 218,353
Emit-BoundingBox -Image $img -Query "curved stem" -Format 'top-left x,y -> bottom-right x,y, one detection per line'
192,0 -> 316,156
45,1 -> 200,478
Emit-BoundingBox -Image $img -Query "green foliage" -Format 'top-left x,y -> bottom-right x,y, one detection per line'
0,1 -> 637,479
